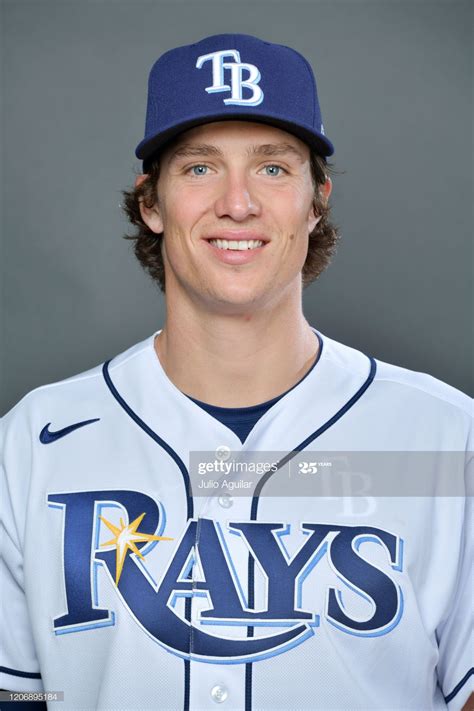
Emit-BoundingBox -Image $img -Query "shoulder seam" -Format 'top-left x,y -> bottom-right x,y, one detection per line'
1,341 -> 152,418
323,351 -> 372,379
1,368 -> 104,416
373,370 -> 472,416
20,368 -> 103,396
107,343 -> 150,371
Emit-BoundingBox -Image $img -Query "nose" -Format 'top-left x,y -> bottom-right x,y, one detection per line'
214,170 -> 261,222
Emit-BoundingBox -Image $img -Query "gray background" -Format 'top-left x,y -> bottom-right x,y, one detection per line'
1,0 -> 472,415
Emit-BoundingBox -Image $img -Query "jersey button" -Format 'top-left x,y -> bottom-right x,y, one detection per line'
210,684 -> 228,703
218,494 -> 233,508
215,445 -> 231,461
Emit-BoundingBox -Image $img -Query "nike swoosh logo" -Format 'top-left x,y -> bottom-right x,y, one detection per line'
39,418 -> 100,444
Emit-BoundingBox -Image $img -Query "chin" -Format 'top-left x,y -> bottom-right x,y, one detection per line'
202,283 -> 277,314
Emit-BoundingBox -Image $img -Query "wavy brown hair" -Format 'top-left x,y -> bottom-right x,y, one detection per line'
122,150 -> 339,292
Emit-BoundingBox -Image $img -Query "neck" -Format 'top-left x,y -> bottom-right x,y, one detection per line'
154,287 -> 318,408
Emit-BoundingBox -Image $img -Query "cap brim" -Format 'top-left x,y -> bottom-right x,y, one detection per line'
136,113 -> 334,167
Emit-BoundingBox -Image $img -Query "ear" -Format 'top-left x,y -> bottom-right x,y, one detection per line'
308,176 -> 333,232
320,176 -> 332,203
135,174 -> 164,234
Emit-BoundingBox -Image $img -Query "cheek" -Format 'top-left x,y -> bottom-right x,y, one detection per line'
161,185 -> 211,226
158,200 -> 191,250
275,184 -> 314,223
160,204 -> 202,275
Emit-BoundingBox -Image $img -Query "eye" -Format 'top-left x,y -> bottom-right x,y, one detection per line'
262,164 -> 286,177
189,164 -> 209,176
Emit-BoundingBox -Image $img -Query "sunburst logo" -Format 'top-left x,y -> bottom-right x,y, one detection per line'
100,512 -> 173,585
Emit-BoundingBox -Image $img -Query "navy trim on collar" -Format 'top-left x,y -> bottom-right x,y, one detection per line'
102,360 -> 193,520
251,354 -> 377,514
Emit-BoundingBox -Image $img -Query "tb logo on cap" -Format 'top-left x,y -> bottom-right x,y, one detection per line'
196,50 -> 264,107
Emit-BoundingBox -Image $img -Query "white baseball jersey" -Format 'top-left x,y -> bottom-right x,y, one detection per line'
1,329 -> 472,710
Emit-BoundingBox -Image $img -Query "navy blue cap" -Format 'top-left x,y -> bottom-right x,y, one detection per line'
135,33 -> 334,165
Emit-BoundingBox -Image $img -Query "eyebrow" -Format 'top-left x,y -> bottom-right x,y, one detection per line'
169,144 -> 224,162
247,143 -> 305,162
168,142 -> 305,163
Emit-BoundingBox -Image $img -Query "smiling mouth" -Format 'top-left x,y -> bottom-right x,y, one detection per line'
208,239 -> 264,251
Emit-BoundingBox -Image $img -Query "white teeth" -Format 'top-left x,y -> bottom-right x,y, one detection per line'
209,239 -> 264,251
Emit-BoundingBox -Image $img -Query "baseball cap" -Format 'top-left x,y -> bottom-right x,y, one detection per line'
135,33 -> 334,168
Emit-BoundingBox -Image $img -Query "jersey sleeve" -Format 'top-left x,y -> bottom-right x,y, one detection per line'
0,409 -> 44,692
436,441 -> 473,710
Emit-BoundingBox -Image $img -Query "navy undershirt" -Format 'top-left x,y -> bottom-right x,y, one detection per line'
185,333 -> 322,443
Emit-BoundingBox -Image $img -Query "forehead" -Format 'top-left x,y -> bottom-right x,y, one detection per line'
163,120 -> 310,160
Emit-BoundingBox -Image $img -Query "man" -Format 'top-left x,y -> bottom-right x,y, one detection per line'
1,33 -> 472,711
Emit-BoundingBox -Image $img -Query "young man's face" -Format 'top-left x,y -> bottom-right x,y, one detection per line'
140,120 -> 329,313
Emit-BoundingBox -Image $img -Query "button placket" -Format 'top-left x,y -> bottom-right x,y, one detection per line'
188,490 -> 250,711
